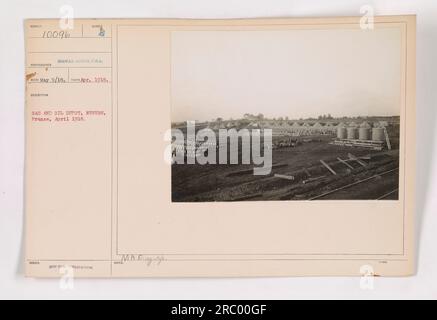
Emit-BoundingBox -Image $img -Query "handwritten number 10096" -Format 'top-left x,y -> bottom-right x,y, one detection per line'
42,30 -> 70,39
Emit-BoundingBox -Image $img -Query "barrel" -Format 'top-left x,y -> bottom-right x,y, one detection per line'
372,127 -> 385,141
358,127 -> 371,140
337,126 -> 347,139
347,127 -> 358,139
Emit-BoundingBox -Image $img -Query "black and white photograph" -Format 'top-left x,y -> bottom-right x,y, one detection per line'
171,28 -> 401,201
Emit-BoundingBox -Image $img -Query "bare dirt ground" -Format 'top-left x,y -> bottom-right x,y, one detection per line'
172,128 -> 400,202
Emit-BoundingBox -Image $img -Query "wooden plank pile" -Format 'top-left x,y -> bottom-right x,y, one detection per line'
329,138 -> 384,150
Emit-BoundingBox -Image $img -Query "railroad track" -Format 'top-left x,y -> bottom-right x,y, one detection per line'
308,167 -> 399,200
376,188 -> 399,200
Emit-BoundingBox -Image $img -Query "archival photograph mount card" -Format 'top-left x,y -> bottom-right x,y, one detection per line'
24,16 -> 416,277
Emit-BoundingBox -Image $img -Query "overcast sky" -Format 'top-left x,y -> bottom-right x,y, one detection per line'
171,27 -> 401,122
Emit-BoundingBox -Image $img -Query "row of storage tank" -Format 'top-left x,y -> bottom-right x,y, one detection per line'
337,123 -> 385,141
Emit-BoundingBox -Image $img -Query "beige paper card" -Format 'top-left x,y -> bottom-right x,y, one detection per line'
24,16 -> 416,277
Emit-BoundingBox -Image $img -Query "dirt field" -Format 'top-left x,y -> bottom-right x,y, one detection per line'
171,127 -> 400,202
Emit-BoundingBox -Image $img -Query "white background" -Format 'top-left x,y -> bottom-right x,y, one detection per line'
1,0 -> 436,299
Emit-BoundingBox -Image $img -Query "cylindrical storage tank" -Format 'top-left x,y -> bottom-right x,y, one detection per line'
358,127 -> 370,140
372,127 -> 385,141
358,122 -> 371,140
337,126 -> 347,139
347,127 -> 358,139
